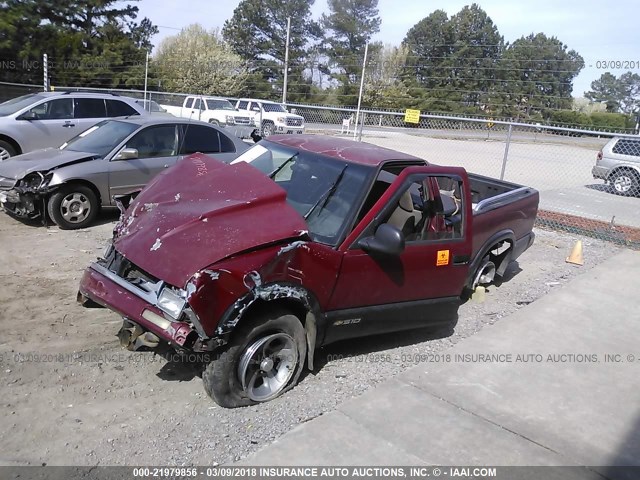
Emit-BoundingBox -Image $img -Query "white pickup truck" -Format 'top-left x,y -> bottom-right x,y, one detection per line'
162,96 -> 254,138
235,98 -> 304,137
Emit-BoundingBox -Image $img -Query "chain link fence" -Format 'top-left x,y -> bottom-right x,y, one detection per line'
2,82 -> 639,247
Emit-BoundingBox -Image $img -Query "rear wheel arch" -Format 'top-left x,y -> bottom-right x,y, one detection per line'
466,231 -> 515,291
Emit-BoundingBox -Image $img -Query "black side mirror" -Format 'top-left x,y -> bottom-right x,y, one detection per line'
358,223 -> 405,256
18,111 -> 38,121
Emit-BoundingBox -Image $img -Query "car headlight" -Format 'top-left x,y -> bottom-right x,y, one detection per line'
19,172 -> 45,189
157,287 -> 186,319
276,116 -> 286,123
225,115 -> 235,124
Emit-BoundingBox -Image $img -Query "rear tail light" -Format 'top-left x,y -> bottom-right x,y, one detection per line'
596,150 -> 603,162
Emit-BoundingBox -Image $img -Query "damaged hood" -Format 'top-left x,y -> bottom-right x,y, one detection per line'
114,153 -> 309,287
0,148 -> 96,180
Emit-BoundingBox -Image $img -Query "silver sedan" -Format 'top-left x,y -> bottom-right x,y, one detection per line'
0,117 -> 250,229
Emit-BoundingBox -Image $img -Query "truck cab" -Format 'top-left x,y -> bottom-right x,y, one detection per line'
162,96 -> 254,139
235,98 -> 305,137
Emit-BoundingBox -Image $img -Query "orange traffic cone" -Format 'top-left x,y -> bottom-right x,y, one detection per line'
565,240 -> 584,265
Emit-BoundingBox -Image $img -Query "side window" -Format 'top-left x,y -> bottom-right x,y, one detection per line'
181,124 -> 222,154
250,102 -> 261,112
359,173 -> 464,244
27,98 -> 74,119
612,139 -> 640,157
74,98 -> 107,118
237,101 -> 248,110
106,100 -> 138,117
185,98 -> 194,109
193,98 -> 203,110
125,125 -> 177,159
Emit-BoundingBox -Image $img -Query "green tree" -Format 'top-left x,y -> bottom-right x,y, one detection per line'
400,4 -> 503,114
321,0 -> 382,106
401,9 -> 456,112
155,24 -> 249,96
0,0 -> 157,87
445,4 -> 504,112
402,10 -> 452,89
363,43 -> 412,109
501,33 -> 584,118
222,0 -> 321,101
587,72 -> 640,114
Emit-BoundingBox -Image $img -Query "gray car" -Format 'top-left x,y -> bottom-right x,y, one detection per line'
592,136 -> 640,196
0,91 -> 148,160
0,117 -> 250,229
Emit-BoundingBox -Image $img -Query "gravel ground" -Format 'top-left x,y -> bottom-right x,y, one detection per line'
0,210 -> 621,466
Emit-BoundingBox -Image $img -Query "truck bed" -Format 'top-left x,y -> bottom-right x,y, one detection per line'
466,173 -> 539,274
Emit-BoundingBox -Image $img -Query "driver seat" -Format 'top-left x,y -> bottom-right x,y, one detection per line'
387,190 -> 420,237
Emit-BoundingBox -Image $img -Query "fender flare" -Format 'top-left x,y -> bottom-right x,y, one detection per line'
216,282 -> 324,370
467,229 -> 515,289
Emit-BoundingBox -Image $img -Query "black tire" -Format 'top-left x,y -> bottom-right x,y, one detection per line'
0,139 -> 17,161
261,121 -> 274,137
47,184 -> 99,230
609,170 -> 639,197
209,119 -> 220,126
202,309 -> 307,408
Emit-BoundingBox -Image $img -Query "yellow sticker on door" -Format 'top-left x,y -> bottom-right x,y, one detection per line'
436,250 -> 450,266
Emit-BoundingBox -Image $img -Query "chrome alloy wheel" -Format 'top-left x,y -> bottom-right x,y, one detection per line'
237,333 -> 299,402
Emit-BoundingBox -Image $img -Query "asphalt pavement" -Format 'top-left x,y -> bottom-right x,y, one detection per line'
240,248 -> 640,479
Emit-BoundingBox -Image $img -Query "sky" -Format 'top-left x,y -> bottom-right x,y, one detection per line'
129,0 -> 640,98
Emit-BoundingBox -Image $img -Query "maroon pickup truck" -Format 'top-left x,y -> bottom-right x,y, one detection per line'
78,135 -> 538,408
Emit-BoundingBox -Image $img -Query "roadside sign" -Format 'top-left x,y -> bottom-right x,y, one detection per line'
404,109 -> 420,124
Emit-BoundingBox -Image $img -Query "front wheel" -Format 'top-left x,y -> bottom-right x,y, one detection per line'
47,184 -> 99,229
209,119 -> 220,127
261,122 -> 274,137
610,170 -> 639,196
202,309 -> 307,408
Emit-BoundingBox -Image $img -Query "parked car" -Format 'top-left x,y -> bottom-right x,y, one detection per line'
0,117 -> 249,229
592,136 -> 640,196
0,91 -> 147,160
161,96 -> 254,139
234,98 -> 305,136
78,134 -> 539,407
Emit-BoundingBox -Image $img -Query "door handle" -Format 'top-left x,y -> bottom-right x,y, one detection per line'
63,122 -> 76,128
163,164 -> 169,168
453,254 -> 470,265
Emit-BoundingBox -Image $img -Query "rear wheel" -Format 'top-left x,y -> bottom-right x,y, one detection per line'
610,170 -> 639,196
202,309 -> 306,408
47,184 -> 98,229
0,140 -> 17,161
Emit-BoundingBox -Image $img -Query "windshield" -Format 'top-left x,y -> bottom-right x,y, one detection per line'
0,93 -> 47,116
232,141 -> 370,244
262,103 -> 287,113
206,99 -> 235,111
61,120 -> 139,157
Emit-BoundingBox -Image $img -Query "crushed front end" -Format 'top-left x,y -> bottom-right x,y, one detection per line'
78,244 -> 214,352
0,172 -> 53,219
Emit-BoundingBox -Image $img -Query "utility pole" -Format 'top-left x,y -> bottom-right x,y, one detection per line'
353,42 -> 368,141
143,51 -> 150,110
282,16 -> 291,105
43,54 -> 49,91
